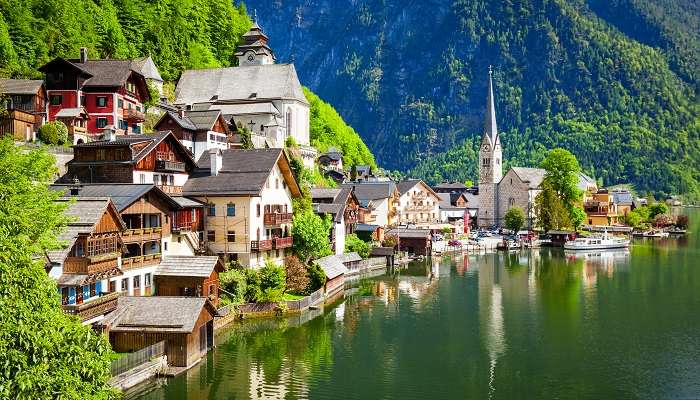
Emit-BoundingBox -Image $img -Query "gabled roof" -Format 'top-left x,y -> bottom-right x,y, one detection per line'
432,182 -> 468,191
314,255 -> 348,279
611,189 -> 634,205
341,182 -> 397,201
310,188 -> 341,202
131,56 -> 163,82
54,107 -> 89,119
313,203 -> 345,223
184,149 -> 301,197
50,184 -> 181,212
510,167 -> 546,189
192,102 -> 281,117
386,228 -> 431,239
186,110 -> 225,132
0,79 -> 44,95
156,256 -> 221,278
108,297 -> 216,333
174,64 -> 308,106
396,179 -> 439,199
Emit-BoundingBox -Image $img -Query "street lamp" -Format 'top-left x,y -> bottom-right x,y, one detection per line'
248,119 -> 256,134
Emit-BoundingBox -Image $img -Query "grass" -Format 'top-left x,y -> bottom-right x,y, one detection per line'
282,292 -> 305,301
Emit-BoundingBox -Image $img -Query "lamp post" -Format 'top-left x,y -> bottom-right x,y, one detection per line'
248,119 -> 256,134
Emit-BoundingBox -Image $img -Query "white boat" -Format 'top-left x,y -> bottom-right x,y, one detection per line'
564,231 -> 630,250
642,231 -> 669,238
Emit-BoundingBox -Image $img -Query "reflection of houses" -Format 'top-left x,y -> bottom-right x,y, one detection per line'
46,198 -> 125,325
61,131 -> 196,195
155,256 -> 223,307
395,180 -> 441,225
105,297 -> 217,368
386,228 -> 432,256
341,182 -> 398,227
0,79 -> 46,141
153,110 -> 232,162
183,148 -> 301,268
311,187 -> 360,255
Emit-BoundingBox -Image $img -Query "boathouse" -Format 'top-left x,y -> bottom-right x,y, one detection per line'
154,256 -> 223,307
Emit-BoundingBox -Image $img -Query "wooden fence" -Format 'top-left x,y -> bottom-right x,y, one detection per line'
110,341 -> 166,377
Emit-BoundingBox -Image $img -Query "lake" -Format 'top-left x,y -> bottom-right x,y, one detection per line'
134,209 -> 700,400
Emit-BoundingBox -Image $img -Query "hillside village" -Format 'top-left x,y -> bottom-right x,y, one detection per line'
0,17 -> 680,381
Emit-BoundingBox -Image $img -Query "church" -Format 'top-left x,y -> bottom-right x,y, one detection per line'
477,69 -> 597,229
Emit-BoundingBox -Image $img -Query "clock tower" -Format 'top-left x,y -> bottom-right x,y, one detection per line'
235,12 -> 276,67
478,67 -> 503,227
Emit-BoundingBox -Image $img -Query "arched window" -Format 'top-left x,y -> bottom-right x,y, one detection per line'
509,198 -> 515,208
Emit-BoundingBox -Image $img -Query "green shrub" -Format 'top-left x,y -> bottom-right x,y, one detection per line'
345,233 -> 370,259
37,121 -> 69,145
306,262 -> 326,293
285,255 -> 310,294
243,268 -> 261,303
285,136 -> 297,148
219,269 -> 247,305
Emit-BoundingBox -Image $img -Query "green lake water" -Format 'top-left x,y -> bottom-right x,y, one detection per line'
134,209 -> 700,399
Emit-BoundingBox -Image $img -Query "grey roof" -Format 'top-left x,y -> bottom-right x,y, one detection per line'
510,167 -> 546,189
578,173 -> 597,191
386,228 -> 431,239
482,70 -> 499,147
185,110 -> 223,131
314,255 -> 348,279
73,59 -> 140,88
160,111 -> 197,131
156,256 -> 220,278
355,223 -> 380,232
339,252 -> 362,263
310,188 -> 341,201
174,64 -> 308,106
370,247 -> 394,256
464,192 -> 479,208
205,102 -> 281,116
433,182 -> 468,191
341,182 -> 396,201
54,107 -> 87,118
50,184 -> 180,212
611,189 -> 634,205
0,79 -> 43,95
131,56 -> 163,82
109,297 -> 212,333
396,179 -> 422,195
170,195 -> 206,208
437,193 -> 454,208
184,149 -> 299,196
313,203 -> 345,222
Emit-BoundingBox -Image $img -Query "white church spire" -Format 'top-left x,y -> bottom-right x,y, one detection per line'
483,65 -> 499,147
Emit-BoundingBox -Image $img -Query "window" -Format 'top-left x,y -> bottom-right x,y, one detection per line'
208,203 -> 216,216
139,174 -> 146,184
207,230 -> 215,242
136,105 -> 141,112
163,242 -> 168,251
145,273 -> 151,287
96,117 -> 108,129
121,278 -> 128,292
119,119 -> 128,130
109,280 -> 116,293
50,95 -> 62,105
227,203 -> 236,217
256,204 -> 261,217
61,287 -> 69,305
118,99 -> 123,108
96,96 -> 107,107
90,283 -> 96,297
133,276 -> 140,289
167,175 -> 174,185
80,95 -> 86,106
482,158 -> 490,166
275,178 -> 279,189
227,231 -> 236,243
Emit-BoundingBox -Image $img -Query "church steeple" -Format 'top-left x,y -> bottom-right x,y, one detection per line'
479,66 -> 503,185
235,11 -> 276,66
482,65 -> 499,147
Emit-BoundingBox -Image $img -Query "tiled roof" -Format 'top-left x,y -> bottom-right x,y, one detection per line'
70,59 -> 138,88
54,107 -> 87,118
310,188 -> 341,201
396,179 -> 422,195
50,184 -> 180,212
341,182 -> 396,201
510,167 -> 546,189
0,79 -> 43,95
109,297 -> 212,333
386,228 -> 431,239
313,203 -> 345,222
174,64 -> 307,105
156,256 -> 220,278
314,255 -> 348,279
185,110 -> 222,131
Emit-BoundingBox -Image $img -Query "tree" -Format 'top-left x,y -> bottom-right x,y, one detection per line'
219,269 -> 247,305
238,128 -> 253,149
291,211 -> 332,262
284,255 -> 310,294
675,214 -> 689,229
257,261 -> 286,302
306,262 -> 326,293
37,121 -> 69,145
504,207 -> 525,232
0,139 -> 115,398
540,148 -> 582,211
535,181 -> 571,231
382,234 -> 398,248
648,203 -> 669,219
652,214 -> 672,228
570,207 -> 587,231
345,233 -> 370,259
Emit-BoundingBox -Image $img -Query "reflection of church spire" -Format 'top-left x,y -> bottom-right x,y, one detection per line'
483,66 -> 499,147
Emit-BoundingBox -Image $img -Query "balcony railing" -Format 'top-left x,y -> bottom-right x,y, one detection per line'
155,159 -> 186,172
404,204 -> 436,212
251,240 -> 273,251
63,291 -> 120,322
273,237 -> 293,249
121,227 -> 162,243
264,212 -> 293,226
121,253 -> 162,271
63,252 -> 120,274
157,184 -> 182,194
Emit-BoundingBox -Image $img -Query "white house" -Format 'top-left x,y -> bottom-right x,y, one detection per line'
395,180 -> 442,226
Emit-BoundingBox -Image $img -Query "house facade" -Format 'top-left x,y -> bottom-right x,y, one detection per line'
0,79 -> 47,140
342,182 -> 399,227
584,189 -> 621,226
39,48 -> 151,142
153,110 -> 232,161
311,187 -> 360,255
395,180 -> 442,226
155,256 -> 223,307
183,148 -> 301,268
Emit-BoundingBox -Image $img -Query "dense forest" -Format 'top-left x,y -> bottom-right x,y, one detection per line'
0,0 -> 375,170
248,0 -> 700,200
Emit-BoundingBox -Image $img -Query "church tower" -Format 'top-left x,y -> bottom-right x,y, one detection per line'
235,11 -> 276,66
478,67 -> 503,227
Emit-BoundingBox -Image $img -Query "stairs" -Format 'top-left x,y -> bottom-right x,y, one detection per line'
184,231 -> 206,255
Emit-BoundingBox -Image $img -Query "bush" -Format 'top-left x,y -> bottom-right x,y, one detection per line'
243,268 -> 261,303
307,262 -> 326,293
345,233 -> 370,259
676,215 -> 690,229
382,234 -> 398,248
219,269 -> 247,305
285,255 -> 310,294
257,261 -> 286,302
285,136 -> 297,148
37,121 -> 69,145
441,226 -> 452,234
648,203 -> 669,219
652,213 -> 672,228
504,207 -> 525,232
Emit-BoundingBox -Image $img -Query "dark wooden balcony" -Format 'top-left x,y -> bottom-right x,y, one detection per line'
157,184 -> 182,194
273,237 -> 293,249
63,252 -> 120,274
251,240 -> 273,251
63,291 -> 120,322
121,227 -> 162,243
155,159 -> 186,172
121,253 -> 162,271
264,212 -> 293,226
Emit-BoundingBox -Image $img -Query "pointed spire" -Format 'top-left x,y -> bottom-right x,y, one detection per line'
484,65 -> 498,146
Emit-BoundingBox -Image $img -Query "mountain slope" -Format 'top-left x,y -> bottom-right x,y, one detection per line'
248,0 -> 700,199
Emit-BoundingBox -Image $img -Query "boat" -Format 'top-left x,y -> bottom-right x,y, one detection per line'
668,227 -> 687,235
497,240 -> 521,250
564,231 -> 630,250
642,230 -> 669,238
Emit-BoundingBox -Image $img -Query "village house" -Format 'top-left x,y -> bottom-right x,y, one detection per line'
105,296 -> 217,368
317,147 -> 344,171
311,187 -> 361,255
183,148 -> 301,268
355,223 -> 384,243
437,192 -> 477,230
0,79 -> 47,141
152,110 -> 233,161
395,180 -> 442,226
477,69 -> 597,228
611,188 -> 635,217
341,182 -> 399,227
61,130 -> 197,194
46,198 -> 125,325
386,228 -> 432,256
39,48 -> 151,142
154,256 -> 223,307
314,255 -> 348,297
173,20 -> 316,168
584,189 -> 621,226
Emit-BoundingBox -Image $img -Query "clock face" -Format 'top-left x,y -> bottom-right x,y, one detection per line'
482,144 -> 490,152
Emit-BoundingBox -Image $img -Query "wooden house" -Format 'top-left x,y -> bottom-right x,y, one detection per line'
0,79 -> 47,140
386,228 -> 432,256
314,255 -> 348,297
105,296 -> 217,368
46,198 -> 126,325
154,256 -> 224,307
311,187 -> 361,255
62,131 -> 196,194
153,110 -> 233,161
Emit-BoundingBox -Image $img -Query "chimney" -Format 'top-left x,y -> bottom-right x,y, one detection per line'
102,125 -> 117,142
209,148 -> 222,176
80,47 -> 88,64
70,177 -> 82,196
178,109 -> 185,119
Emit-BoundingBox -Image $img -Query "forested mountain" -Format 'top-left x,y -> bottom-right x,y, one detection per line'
0,0 -> 374,170
247,0 -> 700,199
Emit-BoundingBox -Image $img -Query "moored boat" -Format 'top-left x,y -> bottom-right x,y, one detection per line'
642,230 -> 669,238
564,231 -> 630,250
